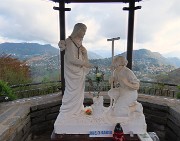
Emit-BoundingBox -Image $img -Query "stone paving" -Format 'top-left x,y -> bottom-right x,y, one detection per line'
0,93 -> 61,141
138,94 -> 180,114
31,131 -> 51,141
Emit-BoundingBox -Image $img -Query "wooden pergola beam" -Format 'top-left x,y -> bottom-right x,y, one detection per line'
50,0 -> 141,3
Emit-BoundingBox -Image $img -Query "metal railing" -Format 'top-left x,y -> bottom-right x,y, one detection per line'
10,81 -> 61,98
10,80 -> 179,99
85,80 -> 179,98
139,81 -> 178,98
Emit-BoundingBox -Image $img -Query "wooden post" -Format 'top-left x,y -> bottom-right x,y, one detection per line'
123,1 -> 141,70
53,1 -> 71,95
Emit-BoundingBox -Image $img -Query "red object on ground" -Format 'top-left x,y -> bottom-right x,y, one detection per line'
113,123 -> 126,141
113,132 -> 126,141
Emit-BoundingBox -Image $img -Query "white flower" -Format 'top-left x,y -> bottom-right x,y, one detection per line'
96,73 -> 102,77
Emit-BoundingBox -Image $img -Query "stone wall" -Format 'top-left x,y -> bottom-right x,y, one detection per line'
0,93 -> 61,141
138,95 -> 180,141
0,93 -> 180,141
140,100 -> 168,140
30,99 -> 61,138
166,106 -> 180,141
0,101 -> 31,141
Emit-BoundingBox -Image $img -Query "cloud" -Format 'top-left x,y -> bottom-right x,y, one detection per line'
135,0 -> 176,43
0,0 -> 59,44
0,0 -> 179,58
133,0 -> 180,55
66,3 -> 128,38
65,3 -> 129,56
169,0 -> 180,17
148,18 -> 180,53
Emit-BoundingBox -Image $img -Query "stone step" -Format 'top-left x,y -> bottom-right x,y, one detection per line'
137,133 -> 153,141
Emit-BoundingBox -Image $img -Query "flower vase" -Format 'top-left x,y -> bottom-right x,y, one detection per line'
92,96 -> 104,116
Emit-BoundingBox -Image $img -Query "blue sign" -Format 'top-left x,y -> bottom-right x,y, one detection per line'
89,130 -> 113,137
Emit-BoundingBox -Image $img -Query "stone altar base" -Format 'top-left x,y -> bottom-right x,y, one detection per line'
51,131 -> 140,141
53,96 -> 147,140
54,107 -> 146,135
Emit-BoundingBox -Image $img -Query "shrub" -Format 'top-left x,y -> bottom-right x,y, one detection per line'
0,80 -> 17,101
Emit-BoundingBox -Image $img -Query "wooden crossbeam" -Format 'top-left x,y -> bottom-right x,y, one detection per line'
50,0 -> 142,3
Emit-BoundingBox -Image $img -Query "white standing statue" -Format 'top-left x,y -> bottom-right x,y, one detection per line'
108,56 -> 143,117
58,23 -> 92,117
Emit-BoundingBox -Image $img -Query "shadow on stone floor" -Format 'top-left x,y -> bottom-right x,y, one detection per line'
32,131 -> 52,141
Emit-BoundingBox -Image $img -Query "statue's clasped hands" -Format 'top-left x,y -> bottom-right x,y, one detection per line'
80,46 -> 87,55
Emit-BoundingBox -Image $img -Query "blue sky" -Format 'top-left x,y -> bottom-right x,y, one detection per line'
0,0 -> 180,58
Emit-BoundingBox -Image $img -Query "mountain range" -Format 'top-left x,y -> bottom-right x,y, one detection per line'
0,42 -> 59,60
1,42 -> 180,83
90,49 -> 180,68
0,42 -> 180,67
0,42 -> 103,60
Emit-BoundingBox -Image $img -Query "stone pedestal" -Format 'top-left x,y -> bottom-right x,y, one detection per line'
54,106 -> 146,135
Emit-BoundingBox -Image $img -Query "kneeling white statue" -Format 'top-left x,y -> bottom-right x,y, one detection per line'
108,56 -> 143,117
105,56 -> 147,134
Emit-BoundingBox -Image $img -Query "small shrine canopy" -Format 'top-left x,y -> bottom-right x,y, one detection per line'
50,0 -> 142,3
49,0 -> 142,94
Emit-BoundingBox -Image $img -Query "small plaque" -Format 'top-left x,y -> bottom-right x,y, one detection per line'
89,130 -> 113,137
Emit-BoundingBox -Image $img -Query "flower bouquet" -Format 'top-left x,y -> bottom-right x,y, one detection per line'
96,72 -> 103,83
87,67 -> 104,98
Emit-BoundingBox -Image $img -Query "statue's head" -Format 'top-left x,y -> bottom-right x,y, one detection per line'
112,56 -> 128,67
70,23 -> 87,39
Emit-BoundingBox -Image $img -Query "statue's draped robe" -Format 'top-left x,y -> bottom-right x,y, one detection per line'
112,66 -> 140,116
60,37 -> 89,116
